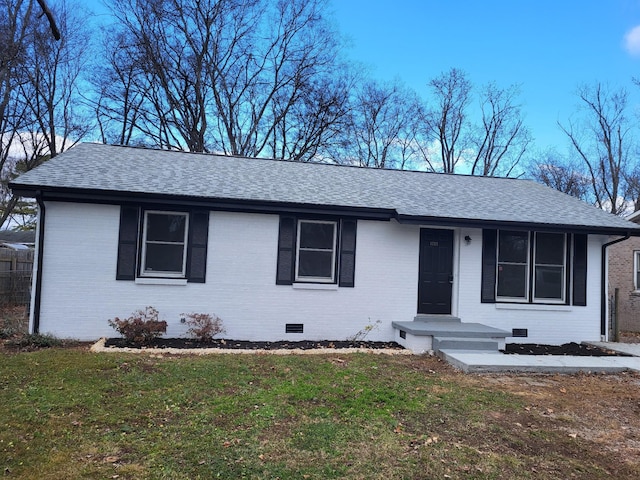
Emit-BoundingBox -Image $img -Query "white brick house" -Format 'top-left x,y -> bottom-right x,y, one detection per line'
9,143 -> 640,345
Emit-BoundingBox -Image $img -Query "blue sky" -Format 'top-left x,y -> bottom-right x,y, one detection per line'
84,0 -> 640,153
331,0 -> 640,152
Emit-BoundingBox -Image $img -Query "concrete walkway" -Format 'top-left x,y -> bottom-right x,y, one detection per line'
439,342 -> 640,374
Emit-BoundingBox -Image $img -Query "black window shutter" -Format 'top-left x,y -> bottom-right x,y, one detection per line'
481,229 -> 497,303
339,219 -> 357,287
116,206 -> 140,280
572,234 -> 588,306
186,210 -> 209,283
276,216 -> 296,285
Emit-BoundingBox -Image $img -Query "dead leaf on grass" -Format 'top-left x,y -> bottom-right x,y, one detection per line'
104,456 -> 120,463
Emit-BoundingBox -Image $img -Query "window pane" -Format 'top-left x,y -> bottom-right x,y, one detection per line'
497,264 -> 527,298
298,250 -> 333,278
145,244 -> 185,272
299,222 -> 335,249
535,233 -> 564,265
535,266 -> 563,299
146,213 -> 186,242
498,231 -> 528,263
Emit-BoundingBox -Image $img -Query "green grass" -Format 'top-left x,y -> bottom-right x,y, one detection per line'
0,349 -> 637,479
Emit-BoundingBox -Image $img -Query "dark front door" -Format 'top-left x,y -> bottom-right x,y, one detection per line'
418,228 -> 454,314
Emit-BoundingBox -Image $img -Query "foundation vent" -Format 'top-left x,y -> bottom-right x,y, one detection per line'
286,323 -> 304,333
512,328 -> 528,338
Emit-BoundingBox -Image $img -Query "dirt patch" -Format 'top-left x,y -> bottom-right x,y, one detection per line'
464,371 -> 640,472
104,337 -> 404,350
621,331 -> 640,344
504,342 -> 631,356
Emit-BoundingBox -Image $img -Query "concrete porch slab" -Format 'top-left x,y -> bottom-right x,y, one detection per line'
584,342 -> 640,357
391,321 -> 510,338
438,349 -> 640,374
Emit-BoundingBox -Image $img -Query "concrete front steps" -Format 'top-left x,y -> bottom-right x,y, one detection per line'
391,315 -> 510,355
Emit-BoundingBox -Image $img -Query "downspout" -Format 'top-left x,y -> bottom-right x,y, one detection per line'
32,191 -> 46,334
601,234 -> 630,339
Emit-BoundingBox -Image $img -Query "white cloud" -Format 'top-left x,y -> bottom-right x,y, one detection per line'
624,25 -> 640,56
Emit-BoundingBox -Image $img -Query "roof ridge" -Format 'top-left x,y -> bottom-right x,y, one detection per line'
76,142 -> 532,183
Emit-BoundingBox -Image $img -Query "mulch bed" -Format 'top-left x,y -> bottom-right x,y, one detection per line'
504,342 -> 631,356
104,338 -> 631,356
104,338 -> 404,350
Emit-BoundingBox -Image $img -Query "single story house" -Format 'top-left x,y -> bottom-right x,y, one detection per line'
9,143 -> 640,351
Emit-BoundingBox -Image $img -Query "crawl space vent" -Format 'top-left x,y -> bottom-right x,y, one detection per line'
286,323 -> 304,333
512,328 -> 528,338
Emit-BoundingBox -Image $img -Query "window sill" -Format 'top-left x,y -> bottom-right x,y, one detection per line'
495,303 -> 571,312
135,277 -> 188,286
292,283 -> 339,291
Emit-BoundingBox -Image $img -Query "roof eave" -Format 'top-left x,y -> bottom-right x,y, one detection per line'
12,183 -> 637,236
394,213 -> 640,236
10,184 -> 396,221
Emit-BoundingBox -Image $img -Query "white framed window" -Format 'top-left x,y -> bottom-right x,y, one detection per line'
496,230 -> 567,303
295,220 -> 337,283
533,232 -> 566,302
634,251 -> 640,290
496,230 -> 530,301
140,211 -> 189,277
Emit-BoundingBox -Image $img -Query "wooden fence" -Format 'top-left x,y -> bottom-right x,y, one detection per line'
0,248 -> 34,306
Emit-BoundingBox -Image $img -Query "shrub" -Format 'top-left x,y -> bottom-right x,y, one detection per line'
348,319 -> 382,342
6,333 -> 63,349
0,304 -> 29,339
108,306 -> 167,346
183,312 -> 225,342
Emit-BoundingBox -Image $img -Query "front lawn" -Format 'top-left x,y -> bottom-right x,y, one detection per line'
1,347 -> 639,479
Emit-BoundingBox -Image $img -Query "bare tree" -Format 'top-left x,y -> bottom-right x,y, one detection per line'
529,148 -> 589,200
345,80 -> 422,169
90,28 -> 148,146
269,72 -> 353,162
17,0 -> 91,157
35,0 -> 60,40
100,0 -> 348,159
470,82 -> 531,177
422,68 -> 472,173
1,0 -> 33,176
1,0 -> 90,228
559,83 -> 636,215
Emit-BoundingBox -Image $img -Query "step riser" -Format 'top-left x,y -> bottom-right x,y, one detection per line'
414,315 -> 461,323
433,337 -> 499,352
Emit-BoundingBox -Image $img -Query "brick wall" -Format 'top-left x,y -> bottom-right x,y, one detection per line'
608,237 -> 640,332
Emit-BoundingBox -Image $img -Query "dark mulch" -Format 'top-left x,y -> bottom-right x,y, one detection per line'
104,337 -> 404,350
504,342 -> 631,357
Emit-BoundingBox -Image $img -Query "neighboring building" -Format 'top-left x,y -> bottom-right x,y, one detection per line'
0,230 -> 36,250
608,211 -> 640,333
9,143 -> 640,348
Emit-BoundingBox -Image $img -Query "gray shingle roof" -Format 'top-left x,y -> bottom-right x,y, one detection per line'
9,142 -> 640,233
